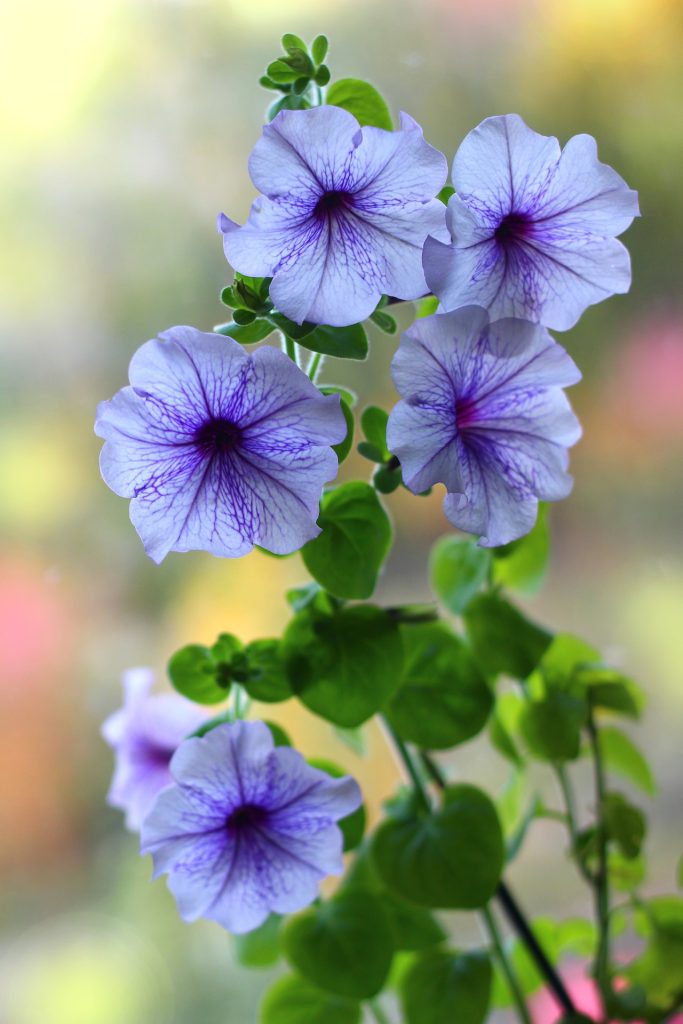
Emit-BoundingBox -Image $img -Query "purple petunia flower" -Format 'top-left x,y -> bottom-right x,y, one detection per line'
423,114 -> 639,331
220,106 -> 448,327
95,326 -> 346,562
140,720 -> 362,933
101,668 -> 205,831
386,306 -> 582,547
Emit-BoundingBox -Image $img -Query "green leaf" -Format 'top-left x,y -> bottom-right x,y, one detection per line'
539,633 -> 600,684
430,537 -> 491,615
372,784 -> 504,909
243,638 -> 292,703
333,725 -> 368,756
464,593 -> 552,679
520,690 -> 587,762
234,913 -> 281,967
624,897 -> 683,1012
597,727 -> 656,796
267,59 -> 301,84
331,395 -> 354,464
268,93 -> 311,120
492,505 -> 550,594
308,758 -> 367,852
580,668 -> 645,718
400,950 -> 492,1024
357,440 -> 384,463
385,621 -> 492,749
167,643 -> 231,704
437,185 -> 455,204
282,33 -> 308,54
232,307 -> 256,325
374,463 -> 402,494
283,890 -> 394,999
603,791 -> 646,859
214,319 -> 275,344
489,695 -> 524,766
264,720 -> 292,747
283,603 -> 404,727
260,974 -> 361,1024
609,850 -> 646,892
418,295 -> 439,318
302,482 -> 392,600
381,893 -> 447,952
314,65 -> 331,87
311,34 -> 329,65
370,309 -> 397,333
284,322 -> 368,360
326,78 -> 393,130
361,405 -> 390,460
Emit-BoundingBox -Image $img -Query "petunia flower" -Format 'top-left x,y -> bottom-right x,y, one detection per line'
95,326 -> 346,562
101,668 -> 205,831
140,719 -> 362,934
386,306 -> 582,546
220,105 -> 448,328
423,113 -> 639,331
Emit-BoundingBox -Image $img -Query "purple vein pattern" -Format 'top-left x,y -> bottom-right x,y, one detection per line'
423,113 -> 639,331
95,326 -> 346,562
101,668 -> 205,831
387,306 -> 582,547
140,720 -> 362,933
219,106 -> 448,327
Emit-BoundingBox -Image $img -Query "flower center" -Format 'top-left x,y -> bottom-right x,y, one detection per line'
454,397 -> 479,430
227,803 -> 267,832
194,417 -> 243,454
495,212 -> 533,244
314,189 -> 352,218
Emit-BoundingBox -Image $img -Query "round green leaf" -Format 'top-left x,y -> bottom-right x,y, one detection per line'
243,638 -> 292,703
283,890 -> 394,999
234,913 -> 281,967
281,322 -> 368,359
301,482 -> 392,600
261,974 -> 361,1024
380,893 -> 447,952
520,690 -> 587,762
360,405 -> 389,460
400,950 -> 492,1024
283,604 -> 404,727
372,784 -> 504,909
385,622 -> 492,749
167,644 -> 229,705
214,318 -> 275,344
430,537 -> 491,615
492,504 -> 550,594
327,78 -> 393,130
464,592 -> 552,679
308,758 -> 367,852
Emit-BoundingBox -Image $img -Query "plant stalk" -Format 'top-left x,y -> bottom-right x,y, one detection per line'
481,903 -> 533,1024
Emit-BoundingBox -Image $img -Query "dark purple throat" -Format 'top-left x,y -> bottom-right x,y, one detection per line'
454,396 -> 480,431
314,189 -> 352,219
227,803 -> 268,832
495,211 -> 533,244
194,417 -> 243,455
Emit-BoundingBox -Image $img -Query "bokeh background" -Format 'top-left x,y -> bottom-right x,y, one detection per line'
1,0 -> 682,1020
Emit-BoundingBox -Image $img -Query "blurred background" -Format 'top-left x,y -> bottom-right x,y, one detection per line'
1,0 -> 682,1020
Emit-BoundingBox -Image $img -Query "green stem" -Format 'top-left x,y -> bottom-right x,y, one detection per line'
307,350 -> 323,381
381,718 -> 431,814
555,764 -> 594,884
481,904 -> 533,1024
284,335 -> 298,365
588,712 -> 611,1015
368,998 -> 391,1024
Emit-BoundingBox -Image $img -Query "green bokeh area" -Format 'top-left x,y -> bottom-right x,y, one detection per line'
2,1 -> 683,1021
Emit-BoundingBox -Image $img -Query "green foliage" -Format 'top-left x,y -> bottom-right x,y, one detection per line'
372,784 -> 504,909
464,592 -> 553,679
242,638 -> 292,703
491,505 -> 550,594
603,791 -> 646,859
360,406 -> 390,460
385,621 -> 493,749
430,536 -> 491,614
326,78 -> 393,130
282,321 -> 368,360
283,602 -> 404,727
283,890 -> 394,999
520,689 -> 587,762
437,185 -> 455,204
308,758 -> 367,852
302,482 -> 392,599
623,897 -> 683,1016
400,950 -> 492,1024
167,635 -> 241,704
491,917 -> 596,1007
214,318 -> 275,344
324,390 -> 354,464
234,914 -> 281,967
260,974 -> 361,1024
596,726 -> 656,796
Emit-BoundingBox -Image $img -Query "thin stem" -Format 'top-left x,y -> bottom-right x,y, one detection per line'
381,718 -> 431,814
307,350 -> 323,381
481,904 -> 533,1024
385,603 -> 439,625
368,998 -> 391,1024
588,711 -> 611,1013
284,335 -> 299,365
496,881 -> 576,1016
419,751 -> 577,1017
555,764 -> 594,884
